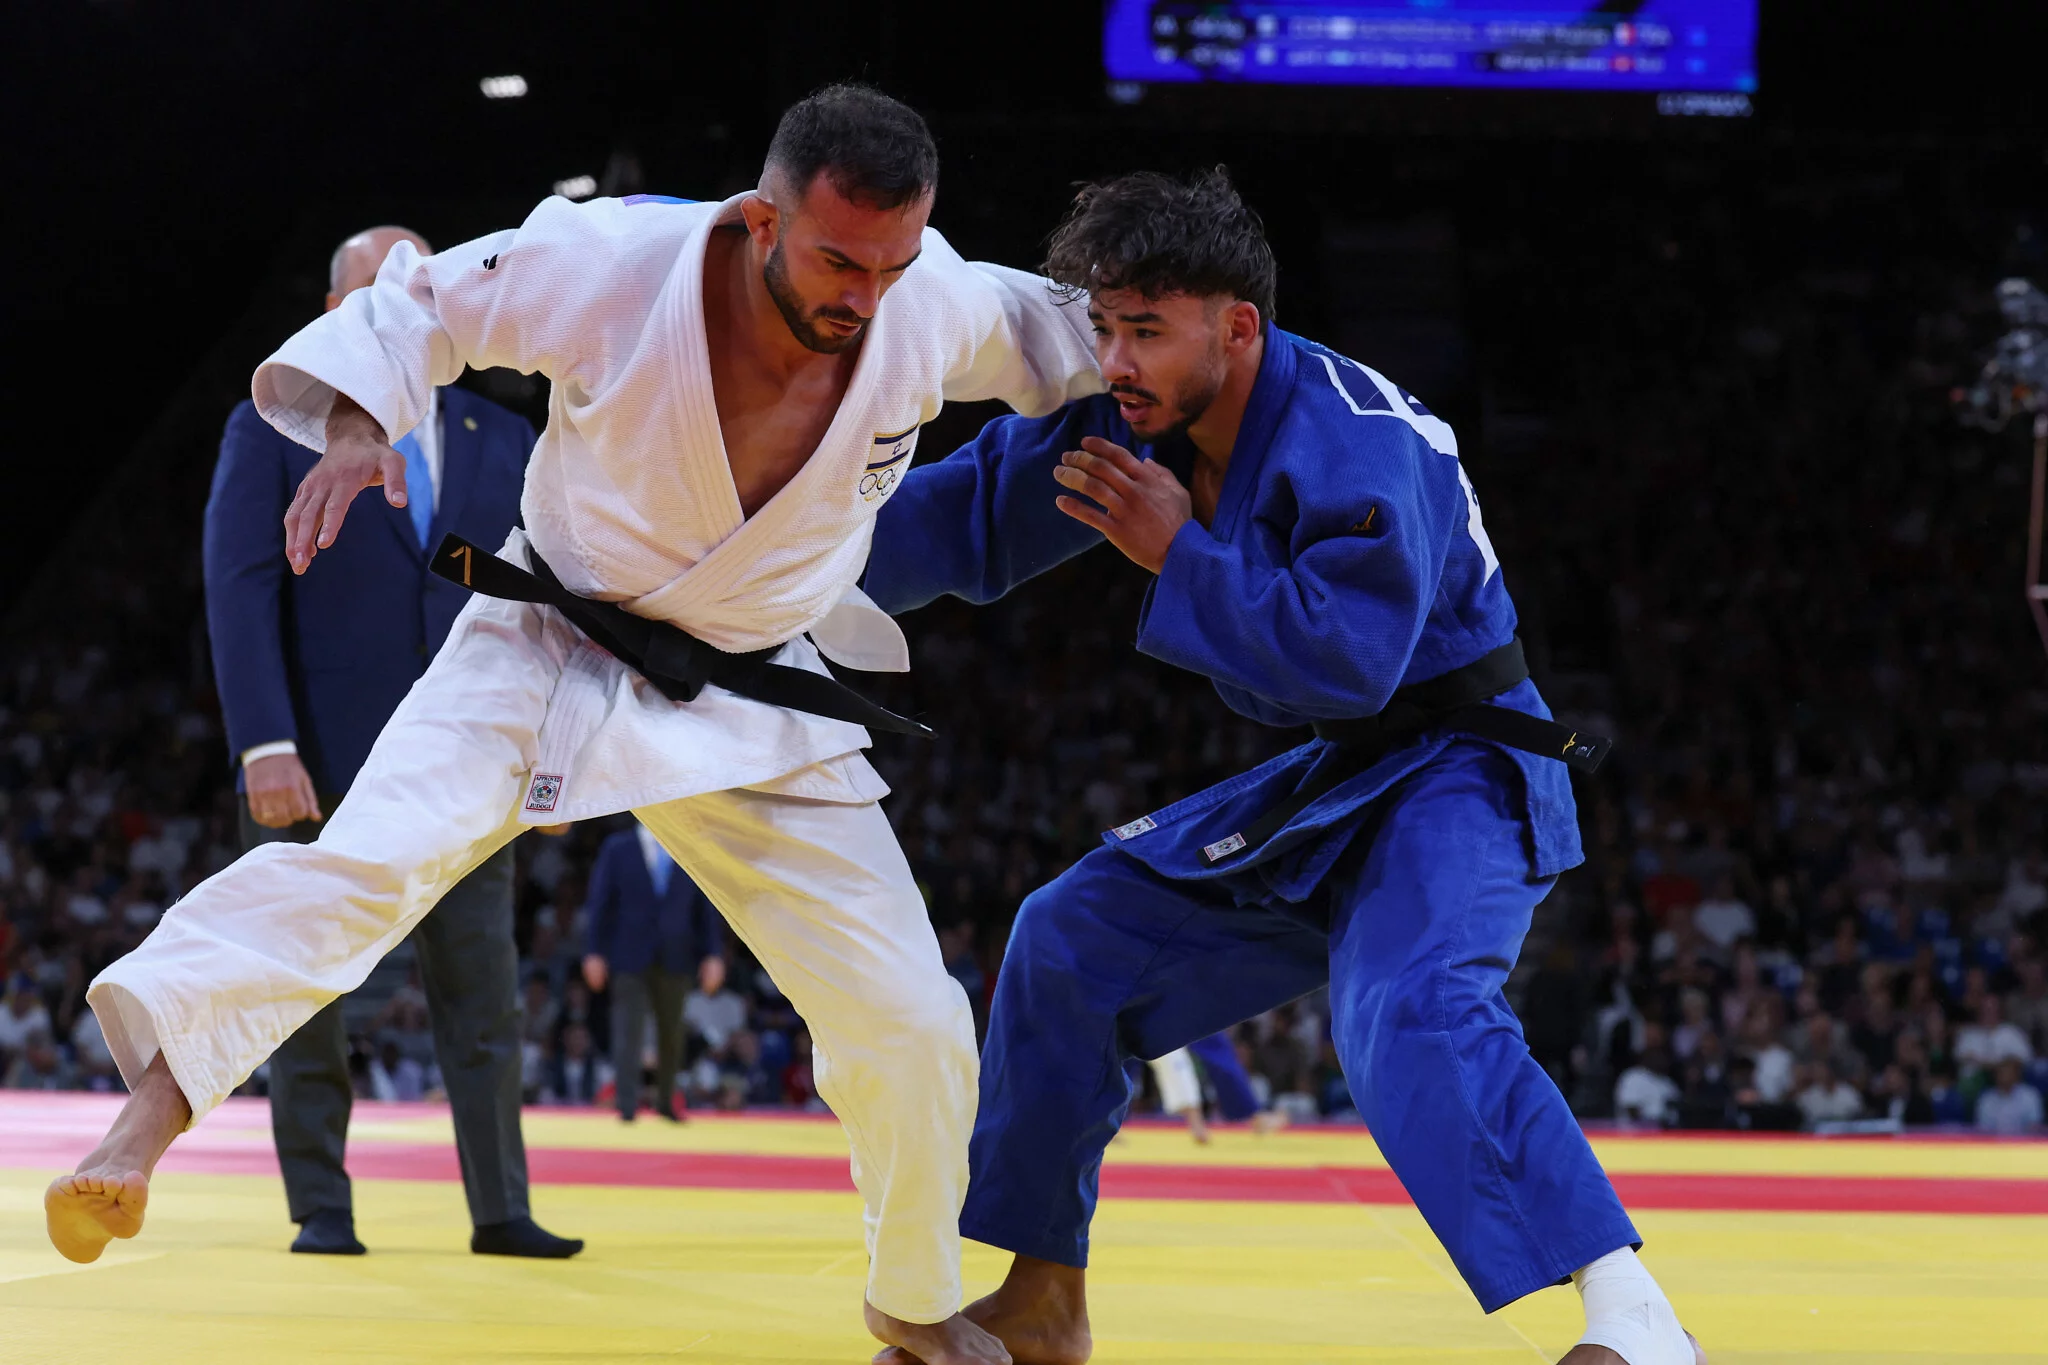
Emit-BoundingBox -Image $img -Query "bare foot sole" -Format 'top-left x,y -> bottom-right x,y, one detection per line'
1558,1331 -> 1707,1365
45,1168 -> 150,1264
865,1302 -> 1012,1365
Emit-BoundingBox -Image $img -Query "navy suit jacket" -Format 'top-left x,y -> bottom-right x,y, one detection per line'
582,830 -> 725,976
204,386 -> 534,794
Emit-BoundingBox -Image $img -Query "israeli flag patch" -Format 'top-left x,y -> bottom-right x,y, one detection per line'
1202,832 -> 1248,862
1111,815 -> 1157,840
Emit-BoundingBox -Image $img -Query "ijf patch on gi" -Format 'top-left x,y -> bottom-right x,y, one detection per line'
1111,815 -> 1157,840
523,772 -> 565,813
1202,832 -> 1248,863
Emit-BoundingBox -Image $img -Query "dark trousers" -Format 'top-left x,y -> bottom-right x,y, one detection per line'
242,798 -> 530,1227
609,966 -> 689,1118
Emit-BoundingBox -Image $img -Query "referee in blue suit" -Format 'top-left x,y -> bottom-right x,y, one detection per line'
204,226 -> 579,1260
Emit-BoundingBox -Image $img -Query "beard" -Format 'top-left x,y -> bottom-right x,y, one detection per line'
764,239 -> 868,354
1113,337 -> 1226,441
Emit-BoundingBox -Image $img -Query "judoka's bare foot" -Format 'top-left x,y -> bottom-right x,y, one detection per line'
864,1302 -> 1012,1365
45,1169 -> 149,1263
44,1052 -> 190,1263
1187,1112 -> 1212,1144
876,1255 -> 1091,1365
1249,1110 -> 1289,1135
1560,1331 -> 1707,1365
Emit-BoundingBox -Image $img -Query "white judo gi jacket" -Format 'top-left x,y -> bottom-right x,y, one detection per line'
253,191 -> 1103,822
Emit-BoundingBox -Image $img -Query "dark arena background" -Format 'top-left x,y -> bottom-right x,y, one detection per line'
3,3 -> 2047,1360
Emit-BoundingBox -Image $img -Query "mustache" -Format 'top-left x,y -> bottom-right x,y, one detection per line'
1108,383 -> 1161,405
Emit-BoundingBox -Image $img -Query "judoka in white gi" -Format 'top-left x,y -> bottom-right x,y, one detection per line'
44,84 -> 1099,1365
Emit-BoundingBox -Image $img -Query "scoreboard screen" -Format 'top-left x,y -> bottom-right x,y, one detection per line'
1104,1 -> 1761,94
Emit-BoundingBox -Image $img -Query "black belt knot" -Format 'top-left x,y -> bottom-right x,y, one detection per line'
431,534 -> 931,738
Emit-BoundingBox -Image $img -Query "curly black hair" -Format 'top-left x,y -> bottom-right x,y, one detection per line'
1042,167 -> 1277,321
766,83 -> 938,212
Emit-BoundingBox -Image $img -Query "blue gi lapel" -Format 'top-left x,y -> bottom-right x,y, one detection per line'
430,390 -> 479,552
1209,322 -> 1298,540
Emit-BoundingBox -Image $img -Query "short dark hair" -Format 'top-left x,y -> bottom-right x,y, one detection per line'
1043,167 -> 1277,322
765,83 -> 938,212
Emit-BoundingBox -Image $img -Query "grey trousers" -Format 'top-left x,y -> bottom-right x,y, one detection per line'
610,966 -> 690,1118
242,799 -> 530,1227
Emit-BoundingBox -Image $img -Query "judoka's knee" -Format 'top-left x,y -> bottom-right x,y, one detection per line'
1335,965 -> 1525,1098
864,969 -> 977,1056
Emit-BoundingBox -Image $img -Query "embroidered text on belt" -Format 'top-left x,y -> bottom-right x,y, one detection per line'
1198,639 -> 1608,864
431,534 -> 932,738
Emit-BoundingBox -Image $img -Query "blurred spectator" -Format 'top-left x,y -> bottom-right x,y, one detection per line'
545,1022 -> 608,1105
1974,1058 -> 2044,1135
1796,1062 -> 1864,1127
684,975 -> 748,1051
4,1031 -> 71,1090
1956,996 -> 2033,1075
0,975 -> 53,1069
2009,959 -> 2048,1057
367,1039 -> 426,1103
1693,877 -> 1755,952
1614,1024 -> 1680,1125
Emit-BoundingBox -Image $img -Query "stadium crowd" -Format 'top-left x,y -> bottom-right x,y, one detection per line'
0,144 -> 2042,1135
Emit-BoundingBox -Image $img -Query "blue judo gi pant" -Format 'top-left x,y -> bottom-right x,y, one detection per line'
1186,1031 -> 1259,1121
962,745 -> 1639,1313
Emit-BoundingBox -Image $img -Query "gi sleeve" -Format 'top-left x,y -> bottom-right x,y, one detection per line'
926,233 -> 1104,416
861,396 -> 1124,613
202,403 -> 297,766
252,195 -> 628,452
1136,422 -> 1457,720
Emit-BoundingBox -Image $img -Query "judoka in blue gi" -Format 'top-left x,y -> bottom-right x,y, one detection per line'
864,171 -> 1703,1365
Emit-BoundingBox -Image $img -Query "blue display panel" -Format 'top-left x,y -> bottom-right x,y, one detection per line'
1104,1 -> 1760,93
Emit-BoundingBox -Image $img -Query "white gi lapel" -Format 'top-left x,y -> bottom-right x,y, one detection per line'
630,249 -> 893,631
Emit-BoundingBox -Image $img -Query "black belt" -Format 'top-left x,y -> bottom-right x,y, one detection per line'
430,534 -> 932,738
1199,639 -> 1609,864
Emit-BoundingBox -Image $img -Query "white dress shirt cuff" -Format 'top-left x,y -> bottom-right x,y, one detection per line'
240,740 -> 300,768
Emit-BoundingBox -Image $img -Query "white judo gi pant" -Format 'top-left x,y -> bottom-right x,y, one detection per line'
1147,1048 -> 1202,1115
89,583 -> 978,1326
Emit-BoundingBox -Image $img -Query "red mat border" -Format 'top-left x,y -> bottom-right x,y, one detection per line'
5,1134 -> 2043,1215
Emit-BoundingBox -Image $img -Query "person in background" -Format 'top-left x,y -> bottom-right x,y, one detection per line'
1956,995 -> 2033,1077
581,818 -> 727,1122
1796,1060 -> 1864,1127
202,225 -> 578,1261
0,975 -> 52,1071
1975,1057 -> 2044,1135
1614,1024 -> 1681,1125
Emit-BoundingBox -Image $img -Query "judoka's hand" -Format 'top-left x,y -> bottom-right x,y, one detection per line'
246,752 -> 322,828
284,393 -> 413,574
1053,437 -> 1192,575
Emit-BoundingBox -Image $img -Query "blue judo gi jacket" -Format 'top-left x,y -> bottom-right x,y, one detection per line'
862,323 -> 1583,902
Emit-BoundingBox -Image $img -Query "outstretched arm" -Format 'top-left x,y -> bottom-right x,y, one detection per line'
862,395 -> 1126,614
254,195 -> 645,569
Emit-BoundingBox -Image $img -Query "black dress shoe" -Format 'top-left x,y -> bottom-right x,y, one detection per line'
291,1208 -> 367,1255
471,1216 -> 585,1259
